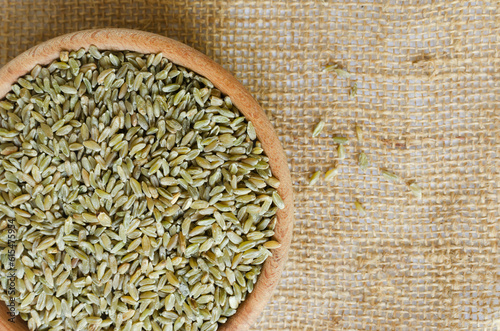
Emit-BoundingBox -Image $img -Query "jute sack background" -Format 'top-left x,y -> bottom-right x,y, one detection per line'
1,0 -> 499,330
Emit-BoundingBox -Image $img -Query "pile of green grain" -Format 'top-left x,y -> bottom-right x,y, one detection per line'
0,47 -> 283,331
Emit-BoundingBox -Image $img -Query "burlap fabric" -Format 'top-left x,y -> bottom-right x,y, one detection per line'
1,1 -> 499,330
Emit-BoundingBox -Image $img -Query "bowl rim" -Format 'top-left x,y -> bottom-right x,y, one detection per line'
0,28 -> 294,331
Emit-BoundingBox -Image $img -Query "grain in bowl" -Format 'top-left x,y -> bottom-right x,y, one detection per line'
0,47 -> 283,331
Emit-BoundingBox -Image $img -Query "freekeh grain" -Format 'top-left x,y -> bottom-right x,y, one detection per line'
312,121 -> 325,137
0,47 -> 284,331
358,152 -> 369,171
324,167 -> 339,181
309,171 -> 321,185
337,144 -> 347,160
381,169 -> 400,183
408,182 -> 422,199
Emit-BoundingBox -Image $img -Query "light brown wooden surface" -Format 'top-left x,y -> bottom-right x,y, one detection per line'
0,29 -> 294,331
0,301 -> 29,331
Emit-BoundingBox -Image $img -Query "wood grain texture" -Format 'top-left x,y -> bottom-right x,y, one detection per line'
0,29 -> 294,331
0,301 -> 29,331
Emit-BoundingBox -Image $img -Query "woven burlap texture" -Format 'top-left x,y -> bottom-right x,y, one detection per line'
1,0 -> 499,330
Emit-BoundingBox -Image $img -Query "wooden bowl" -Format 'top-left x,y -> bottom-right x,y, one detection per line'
0,29 -> 294,331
